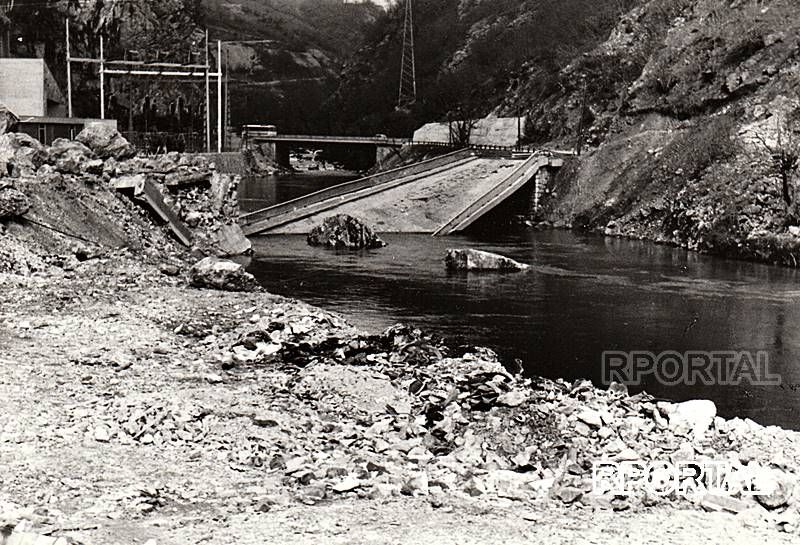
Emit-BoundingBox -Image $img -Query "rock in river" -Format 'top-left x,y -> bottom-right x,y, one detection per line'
307,214 -> 386,250
445,248 -> 529,272
190,257 -> 258,291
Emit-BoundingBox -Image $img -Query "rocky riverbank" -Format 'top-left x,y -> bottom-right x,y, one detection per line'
1,250 -> 800,543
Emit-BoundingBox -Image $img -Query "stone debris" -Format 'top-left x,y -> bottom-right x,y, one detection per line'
1,258 -> 800,540
0,103 -> 18,135
190,257 -> 258,292
0,133 -> 47,177
114,154 -> 249,255
0,129 -> 251,272
307,214 -> 386,249
0,184 -> 30,219
445,248 -> 530,272
76,123 -> 136,160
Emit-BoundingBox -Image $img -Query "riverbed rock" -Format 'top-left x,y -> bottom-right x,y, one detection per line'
190,257 -> 258,291
76,123 -> 136,160
445,248 -> 530,272
213,223 -> 253,256
0,186 -> 31,219
307,214 -> 386,249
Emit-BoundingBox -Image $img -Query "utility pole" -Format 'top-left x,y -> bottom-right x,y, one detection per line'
224,47 -> 230,151
204,29 -> 211,153
575,75 -> 588,156
397,0 -> 416,109
99,35 -> 105,119
216,40 -> 222,153
65,18 -> 72,117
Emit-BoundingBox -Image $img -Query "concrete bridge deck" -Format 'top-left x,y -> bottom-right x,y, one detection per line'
270,156 -> 523,234
240,149 -> 476,235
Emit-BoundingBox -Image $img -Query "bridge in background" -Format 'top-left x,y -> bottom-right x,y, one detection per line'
242,127 -> 411,170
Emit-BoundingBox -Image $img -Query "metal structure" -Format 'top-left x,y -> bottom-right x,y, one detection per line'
65,21 -> 224,153
397,0 -> 416,109
0,0 -> 12,58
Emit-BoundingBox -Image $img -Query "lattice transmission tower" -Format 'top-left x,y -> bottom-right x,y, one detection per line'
397,0 -> 416,109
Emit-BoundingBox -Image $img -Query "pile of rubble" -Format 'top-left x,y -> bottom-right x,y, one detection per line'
99,291 -> 796,529
0,124 -> 250,269
116,152 -> 247,256
86,398 -> 213,447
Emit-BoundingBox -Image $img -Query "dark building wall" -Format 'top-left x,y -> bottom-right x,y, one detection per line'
18,121 -> 82,146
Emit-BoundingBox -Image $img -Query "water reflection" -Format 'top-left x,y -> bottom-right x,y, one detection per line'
239,172 -> 358,212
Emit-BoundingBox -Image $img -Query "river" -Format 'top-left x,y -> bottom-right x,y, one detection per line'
241,175 -> 800,429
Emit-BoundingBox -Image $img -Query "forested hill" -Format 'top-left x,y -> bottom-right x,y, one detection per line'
202,0 -> 385,133
327,0 -> 641,137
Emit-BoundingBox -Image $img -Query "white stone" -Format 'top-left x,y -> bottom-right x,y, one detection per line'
668,399 -> 717,438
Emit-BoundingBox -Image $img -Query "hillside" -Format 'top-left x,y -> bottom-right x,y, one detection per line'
525,0 -> 800,265
328,0 -> 640,136
203,0 -> 384,133
332,0 -> 800,266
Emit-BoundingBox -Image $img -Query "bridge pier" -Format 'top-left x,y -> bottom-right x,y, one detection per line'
529,166 -> 554,214
257,142 -> 291,169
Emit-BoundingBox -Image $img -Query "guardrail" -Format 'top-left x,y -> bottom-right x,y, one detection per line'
240,148 -> 475,231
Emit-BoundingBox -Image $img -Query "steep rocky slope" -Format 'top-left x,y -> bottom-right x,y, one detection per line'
528,0 -> 800,265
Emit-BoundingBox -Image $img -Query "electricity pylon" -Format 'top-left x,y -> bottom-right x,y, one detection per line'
397,0 -> 416,110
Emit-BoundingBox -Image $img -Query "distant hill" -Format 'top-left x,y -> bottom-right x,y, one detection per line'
203,0 -> 384,133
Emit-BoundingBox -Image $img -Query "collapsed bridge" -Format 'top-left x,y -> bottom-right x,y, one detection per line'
239,148 -> 564,236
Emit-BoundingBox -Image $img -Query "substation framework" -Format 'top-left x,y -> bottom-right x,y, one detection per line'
65,21 -> 225,153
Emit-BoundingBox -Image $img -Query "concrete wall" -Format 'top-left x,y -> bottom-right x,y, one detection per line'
413,116 -> 525,147
0,59 -> 46,116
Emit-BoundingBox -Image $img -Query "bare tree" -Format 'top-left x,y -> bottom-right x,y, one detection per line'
448,112 -> 479,147
754,117 -> 800,212
435,66 -> 485,148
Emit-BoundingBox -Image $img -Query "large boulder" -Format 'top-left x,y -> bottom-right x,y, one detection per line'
76,123 -> 136,160
213,223 -> 253,256
0,103 -> 18,135
47,138 -> 102,175
445,248 -> 530,272
307,214 -> 386,249
190,257 -> 258,291
0,185 -> 30,219
0,133 -> 48,177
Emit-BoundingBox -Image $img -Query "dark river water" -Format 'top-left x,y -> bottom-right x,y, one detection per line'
239,172 -> 357,212
241,175 -> 800,429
